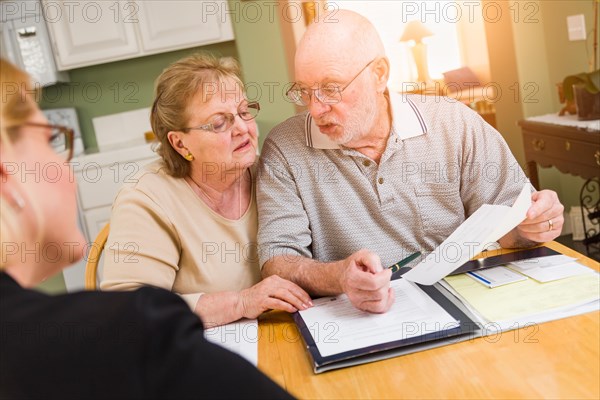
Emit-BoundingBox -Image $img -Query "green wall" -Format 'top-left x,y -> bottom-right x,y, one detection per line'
509,0 -> 597,210
541,1 -> 598,112
537,1 -> 597,209
228,0 -> 296,146
36,274 -> 66,294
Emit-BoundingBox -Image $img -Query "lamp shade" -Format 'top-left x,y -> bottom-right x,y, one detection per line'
399,20 -> 434,43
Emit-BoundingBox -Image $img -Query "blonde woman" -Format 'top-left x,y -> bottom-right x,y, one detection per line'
0,59 -> 292,399
100,53 -> 312,327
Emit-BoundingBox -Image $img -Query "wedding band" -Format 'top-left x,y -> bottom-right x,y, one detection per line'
547,219 -> 554,232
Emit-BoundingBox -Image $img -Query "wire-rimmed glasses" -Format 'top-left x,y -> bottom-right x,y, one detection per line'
181,101 -> 260,134
286,59 -> 377,106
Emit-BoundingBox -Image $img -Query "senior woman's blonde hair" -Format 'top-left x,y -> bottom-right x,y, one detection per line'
151,53 -> 244,178
0,59 -> 44,270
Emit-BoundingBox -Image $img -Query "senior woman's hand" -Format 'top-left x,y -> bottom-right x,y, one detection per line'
237,275 -> 313,318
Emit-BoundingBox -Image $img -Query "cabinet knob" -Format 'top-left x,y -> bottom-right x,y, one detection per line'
565,141 -> 571,151
532,138 -> 545,151
595,150 -> 600,166
17,27 -> 37,38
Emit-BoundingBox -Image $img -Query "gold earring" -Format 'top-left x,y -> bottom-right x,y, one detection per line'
184,151 -> 195,161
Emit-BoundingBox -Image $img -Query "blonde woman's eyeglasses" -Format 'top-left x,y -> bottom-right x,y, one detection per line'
181,102 -> 260,134
23,122 -> 75,162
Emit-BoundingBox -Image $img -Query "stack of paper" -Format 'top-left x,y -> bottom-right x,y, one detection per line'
298,279 -> 460,357
467,267 -> 528,288
442,271 -> 599,328
508,255 -> 591,282
400,181 -> 599,330
204,319 -> 258,365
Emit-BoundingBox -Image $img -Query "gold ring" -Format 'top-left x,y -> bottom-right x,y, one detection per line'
547,219 -> 554,231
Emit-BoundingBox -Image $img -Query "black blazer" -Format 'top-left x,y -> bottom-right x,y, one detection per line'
0,273 -> 292,400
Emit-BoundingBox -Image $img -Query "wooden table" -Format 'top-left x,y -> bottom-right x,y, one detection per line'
518,119 -> 600,190
257,241 -> 600,399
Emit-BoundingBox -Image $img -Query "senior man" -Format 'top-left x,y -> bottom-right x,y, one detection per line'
257,10 -> 564,314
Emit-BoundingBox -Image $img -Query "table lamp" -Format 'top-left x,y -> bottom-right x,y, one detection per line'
399,20 -> 434,83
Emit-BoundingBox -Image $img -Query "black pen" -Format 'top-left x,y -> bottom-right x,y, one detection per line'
387,251 -> 422,273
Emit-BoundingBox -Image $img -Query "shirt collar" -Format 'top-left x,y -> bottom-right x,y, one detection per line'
305,91 -> 428,149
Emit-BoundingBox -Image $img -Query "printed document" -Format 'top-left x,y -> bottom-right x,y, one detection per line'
467,266 -> 528,288
204,319 -> 258,365
297,279 -> 459,357
509,256 -> 592,282
403,183 -> 532,285
443,271 -> 599,323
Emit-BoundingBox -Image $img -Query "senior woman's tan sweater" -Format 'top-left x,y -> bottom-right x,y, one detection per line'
101,160 -> 261,310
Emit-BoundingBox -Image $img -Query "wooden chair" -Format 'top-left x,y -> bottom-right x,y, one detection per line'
84,223 -> 110,290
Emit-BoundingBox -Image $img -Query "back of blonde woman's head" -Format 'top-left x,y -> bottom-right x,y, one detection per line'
0,59 -> 37,135
151,52 -> 243,177
0,59 -> 41,269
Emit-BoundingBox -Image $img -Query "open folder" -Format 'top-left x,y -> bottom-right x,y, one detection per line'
293,274 -> 479,373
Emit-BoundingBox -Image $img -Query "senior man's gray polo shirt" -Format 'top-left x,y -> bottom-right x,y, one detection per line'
257,92 -> 527,268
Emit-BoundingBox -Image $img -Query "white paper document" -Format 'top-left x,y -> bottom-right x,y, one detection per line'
509,254 -> 577,270
509,257 -> 594,282
297,279 -> 459,357
403,183 -> 532,285
204,319 -> 258,366
467,266 -> 528,288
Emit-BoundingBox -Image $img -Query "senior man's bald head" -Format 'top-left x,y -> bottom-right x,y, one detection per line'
295,9 -> 386,76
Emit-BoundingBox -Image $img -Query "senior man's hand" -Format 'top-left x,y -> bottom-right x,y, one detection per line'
500,190 -> 565,248
339,249 -> 395,313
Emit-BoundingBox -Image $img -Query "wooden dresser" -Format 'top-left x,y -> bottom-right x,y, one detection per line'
518,118 -> 600,189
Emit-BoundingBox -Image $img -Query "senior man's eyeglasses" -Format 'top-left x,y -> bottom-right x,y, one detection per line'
286,58 -> 377,106
181,101 -> 260,134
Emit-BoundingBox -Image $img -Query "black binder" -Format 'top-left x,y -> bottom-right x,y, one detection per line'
292,272 -> 481,373
447,246 -> 560,276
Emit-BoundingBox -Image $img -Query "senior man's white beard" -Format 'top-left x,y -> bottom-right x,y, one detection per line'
330,91 -> 379,146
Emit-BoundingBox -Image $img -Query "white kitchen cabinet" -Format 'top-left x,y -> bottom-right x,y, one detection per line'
82,205 -> 112,243
43,0 -> 234,70
42,0 -> 140,70
136,1 -> 222,53
63,143 -> 158,292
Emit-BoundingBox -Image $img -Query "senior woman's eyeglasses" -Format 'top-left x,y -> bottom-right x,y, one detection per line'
181,101 -> 260,134
286,58 -> 377,106
22,122 -> 75,162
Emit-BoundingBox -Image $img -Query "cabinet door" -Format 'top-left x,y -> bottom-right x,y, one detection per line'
75,153 -> 157,211
136,0 -> 231,53
0,23 -> 17,64
62,212 -> 89,292
81,206 -> 111,290
83,205 -> 112,243
42,0 -> 139,70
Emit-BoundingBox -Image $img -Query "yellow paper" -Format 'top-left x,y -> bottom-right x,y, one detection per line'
444,271 -> 600,322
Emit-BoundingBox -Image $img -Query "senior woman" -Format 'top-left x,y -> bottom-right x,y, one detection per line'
0,59 -> 292,399
101,53 -> 311,326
